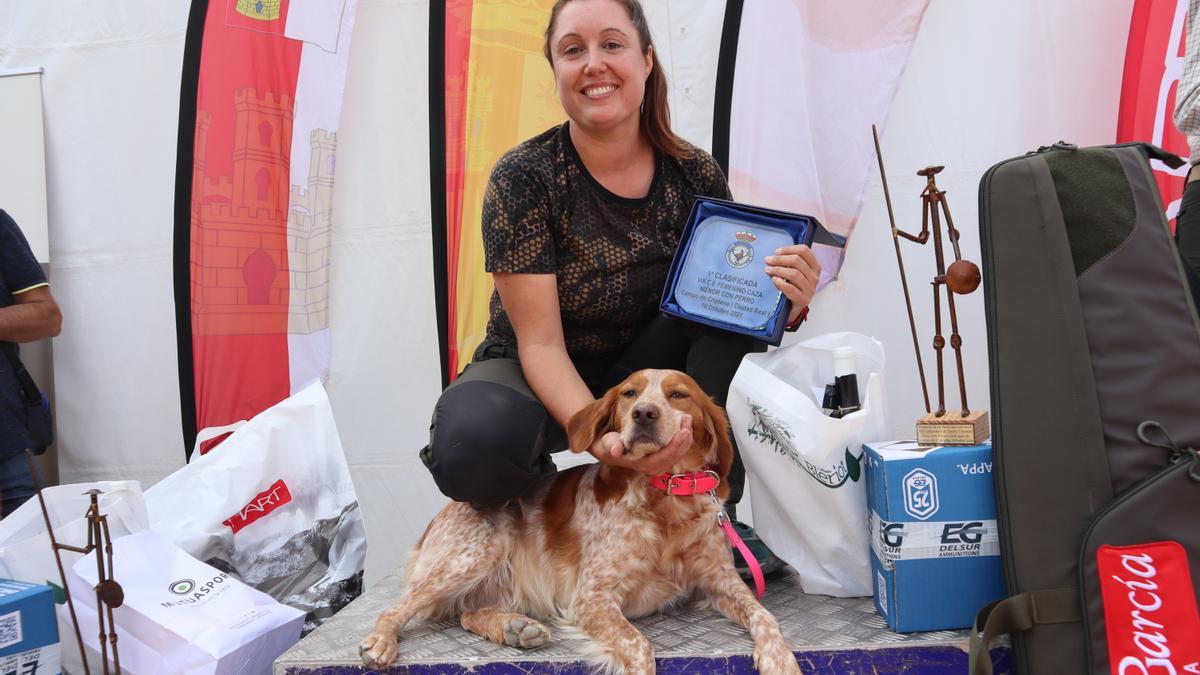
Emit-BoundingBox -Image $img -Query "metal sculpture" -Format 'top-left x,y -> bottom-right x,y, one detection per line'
872,126 -> 988,445
25,451 -> 124,674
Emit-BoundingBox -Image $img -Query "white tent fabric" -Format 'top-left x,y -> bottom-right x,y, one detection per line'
804,0 -> 1134,440
1,2 -> 191,485
728,0 -> 929,286
0,0 -> 1136,586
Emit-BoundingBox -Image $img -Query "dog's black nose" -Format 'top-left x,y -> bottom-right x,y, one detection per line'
631,403 -> 660,425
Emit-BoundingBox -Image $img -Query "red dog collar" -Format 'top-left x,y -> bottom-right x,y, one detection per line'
650,468 -> 766,598
650,467 -> 720,495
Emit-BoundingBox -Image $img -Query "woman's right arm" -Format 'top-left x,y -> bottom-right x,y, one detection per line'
483,153 -> 601,445
493,272 -> 593,431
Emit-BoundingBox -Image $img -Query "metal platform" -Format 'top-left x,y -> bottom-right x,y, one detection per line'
274,567 -> 1010,674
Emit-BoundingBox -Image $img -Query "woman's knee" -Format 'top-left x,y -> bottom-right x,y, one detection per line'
422,380 -> 553,506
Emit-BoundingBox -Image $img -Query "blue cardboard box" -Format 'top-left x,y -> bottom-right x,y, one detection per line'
0,579 -> 60,674
863,440 -> 1005,632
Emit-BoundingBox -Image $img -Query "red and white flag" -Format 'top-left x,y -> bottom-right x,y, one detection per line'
179,0 -> 357,451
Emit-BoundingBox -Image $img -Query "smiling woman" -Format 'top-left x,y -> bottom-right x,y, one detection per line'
543,0 -> 688,162
417,0 -> 822,581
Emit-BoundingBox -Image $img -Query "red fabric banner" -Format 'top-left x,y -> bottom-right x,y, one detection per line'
189,0 -> 302,438
444,0 -> 473,379
1117,0 -> 1190,223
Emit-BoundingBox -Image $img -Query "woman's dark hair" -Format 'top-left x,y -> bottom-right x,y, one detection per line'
543,0 -> 691,159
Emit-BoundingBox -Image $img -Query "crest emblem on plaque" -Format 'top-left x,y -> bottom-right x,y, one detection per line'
725,231 -> 757,269
902,468 -> 939,520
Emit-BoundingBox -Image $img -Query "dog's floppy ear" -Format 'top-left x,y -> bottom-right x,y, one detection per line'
566,388 -> 618,453
696,392 -> 734,480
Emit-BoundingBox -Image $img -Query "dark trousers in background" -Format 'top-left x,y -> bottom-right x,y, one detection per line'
420,315 -> 764,508
1177,178 -> 1200,307
0,452 -> 35,517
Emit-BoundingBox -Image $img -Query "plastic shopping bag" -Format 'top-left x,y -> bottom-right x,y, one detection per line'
726,332 -> 886,597
145,381 -> 365,633
0,480 -> 148,674
65,530 -> 304,675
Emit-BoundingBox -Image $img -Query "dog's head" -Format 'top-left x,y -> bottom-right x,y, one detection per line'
566,369 -> 733,479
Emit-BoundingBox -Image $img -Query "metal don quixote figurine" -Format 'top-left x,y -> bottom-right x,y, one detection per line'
872,125 -> 990,445
25,451 -> 124,675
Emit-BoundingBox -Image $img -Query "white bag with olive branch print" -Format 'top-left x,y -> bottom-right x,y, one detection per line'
727,332 -> 886,597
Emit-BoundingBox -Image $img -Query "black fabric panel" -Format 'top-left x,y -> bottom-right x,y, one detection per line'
1044,148 -> 1135,278
1077,148 -> 1200,495
980,154 -> 1110,675
711,0 -> 743,175
428,1 -> 451,388
1080,459 -> 1200,675
174,0 -> 208,459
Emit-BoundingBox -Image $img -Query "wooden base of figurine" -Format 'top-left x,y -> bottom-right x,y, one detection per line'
916,409 -> 990,445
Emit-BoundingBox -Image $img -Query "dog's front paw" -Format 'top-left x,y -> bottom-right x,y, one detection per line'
359,631 -> 399,669
753,640 -> 802,675
502,617 -> 551,648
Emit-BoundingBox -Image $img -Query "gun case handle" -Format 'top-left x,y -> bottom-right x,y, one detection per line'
968,587 -> 1081,675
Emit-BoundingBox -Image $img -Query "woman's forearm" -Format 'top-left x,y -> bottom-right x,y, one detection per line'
517,342 -> 595,431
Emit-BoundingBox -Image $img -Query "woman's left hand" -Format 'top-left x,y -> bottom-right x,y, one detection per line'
765,244 -> 822,323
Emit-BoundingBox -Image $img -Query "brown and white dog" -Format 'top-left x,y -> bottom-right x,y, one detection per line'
359,369 -> 801,674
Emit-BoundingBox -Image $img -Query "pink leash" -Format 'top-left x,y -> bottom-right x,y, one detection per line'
718,510 -> 765,600
649,468 -> 767,600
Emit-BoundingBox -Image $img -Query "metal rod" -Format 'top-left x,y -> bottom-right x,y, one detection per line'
945,289 -> 970,416
942,188 -> 964,262
89,496 -> 110,675
940,198 -> 971,416
928,185 -> 947,417
100,517 -> 121,675
872,124 -> 931,414
24,451 -> 91,675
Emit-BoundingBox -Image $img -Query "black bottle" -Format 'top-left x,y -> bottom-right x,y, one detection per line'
830,347 -> 861,418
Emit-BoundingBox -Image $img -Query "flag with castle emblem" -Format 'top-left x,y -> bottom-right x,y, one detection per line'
175,0 -> 359,454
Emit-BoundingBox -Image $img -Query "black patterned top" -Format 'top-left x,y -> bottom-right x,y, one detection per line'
482,123 -> 731,356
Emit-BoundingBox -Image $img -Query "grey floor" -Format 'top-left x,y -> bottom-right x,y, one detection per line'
274,566 -> 975,673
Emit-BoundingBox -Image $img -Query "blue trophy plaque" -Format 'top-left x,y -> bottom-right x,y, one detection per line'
661,197 -> 819,345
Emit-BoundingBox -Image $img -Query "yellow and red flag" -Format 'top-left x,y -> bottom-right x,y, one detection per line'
433,0 -> 564,382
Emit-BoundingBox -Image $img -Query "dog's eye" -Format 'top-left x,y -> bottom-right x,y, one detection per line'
621,389 -> 637,398
669,391 -> 690,399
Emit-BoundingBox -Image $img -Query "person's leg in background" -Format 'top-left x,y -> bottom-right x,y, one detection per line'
592,315 -> 691,391
683,326 -> 759,508
1178,169 -> 1200,308
0,451 -> 35,517
419,342 -> 563,508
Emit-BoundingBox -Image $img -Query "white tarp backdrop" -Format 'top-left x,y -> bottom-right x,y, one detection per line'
0,0 -> 1134,586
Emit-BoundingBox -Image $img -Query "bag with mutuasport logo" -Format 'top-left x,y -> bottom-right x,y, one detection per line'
726,331 -> 887,597
145,381 -> 366,634
66,530 -> 304,674
969,143 -> 1200,674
